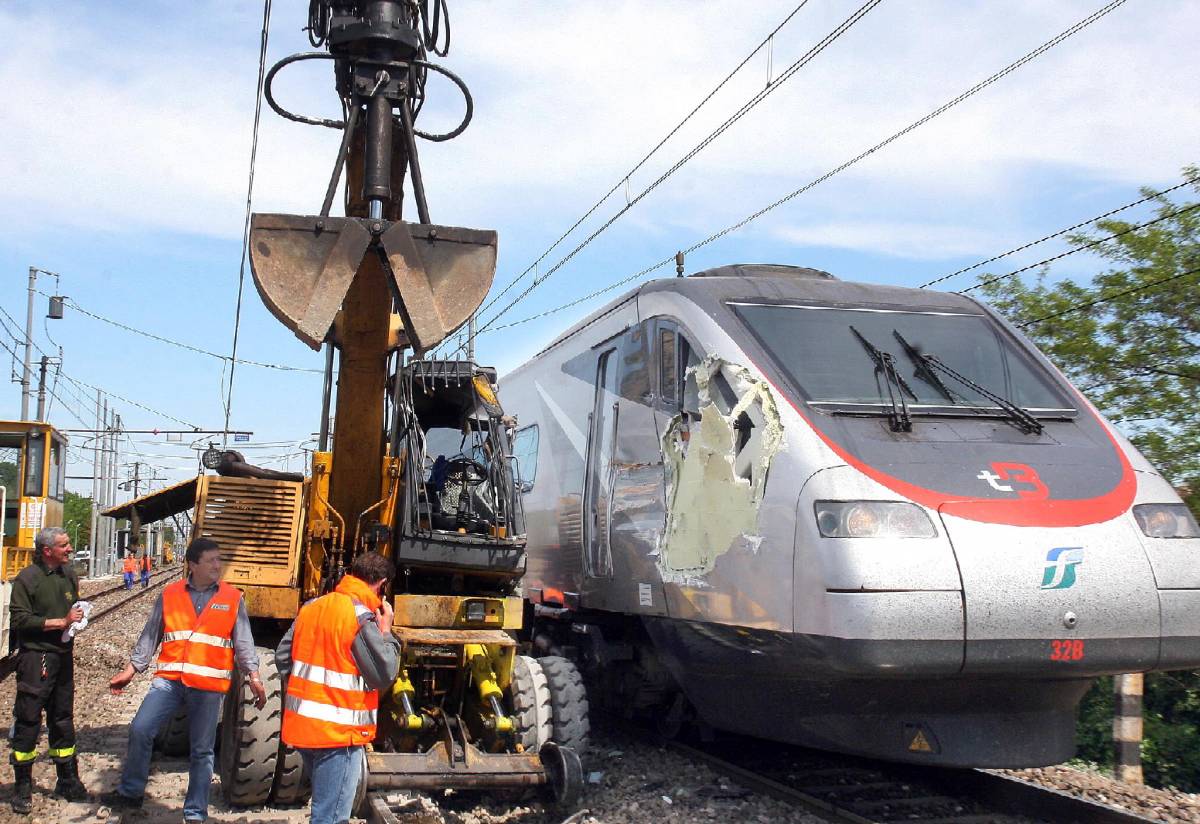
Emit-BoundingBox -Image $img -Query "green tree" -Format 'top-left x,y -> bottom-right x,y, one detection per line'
63,490 -> 92,550
976,166 -> 1200,790
976,167 -> 1199,503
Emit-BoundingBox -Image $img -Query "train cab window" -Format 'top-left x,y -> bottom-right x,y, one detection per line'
512,425 -> 539,492
23,432 -> 45,498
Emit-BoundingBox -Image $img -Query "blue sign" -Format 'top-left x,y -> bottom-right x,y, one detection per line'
234,433 -> 250,443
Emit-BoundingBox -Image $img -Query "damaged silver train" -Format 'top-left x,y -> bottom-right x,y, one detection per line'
500,263 -> 1200,766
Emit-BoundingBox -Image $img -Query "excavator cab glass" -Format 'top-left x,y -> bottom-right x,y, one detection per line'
392,360 -> 526,592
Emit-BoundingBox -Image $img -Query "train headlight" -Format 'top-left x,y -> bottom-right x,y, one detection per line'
814,501 -> 937,538
1133,504 -> 1200,538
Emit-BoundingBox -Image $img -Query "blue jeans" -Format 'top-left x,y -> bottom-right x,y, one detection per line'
299,746 -> 363,824
118,677 -> 223,821
123,572 -> 134,589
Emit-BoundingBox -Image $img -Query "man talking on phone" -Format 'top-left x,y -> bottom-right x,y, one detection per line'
276,551 -> 400,824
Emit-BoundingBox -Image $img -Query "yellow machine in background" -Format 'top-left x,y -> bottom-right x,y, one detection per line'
1,421 -> 67,674
0,420 -> 67,581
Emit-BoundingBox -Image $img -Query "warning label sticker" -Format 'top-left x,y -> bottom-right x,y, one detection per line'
903,722 -> 940,754
638,583 -> 653,607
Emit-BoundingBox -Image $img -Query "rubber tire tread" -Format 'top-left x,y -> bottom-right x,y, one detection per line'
154,708 -> 190,757
220,648 -> 281,807
538,656 -> 590,758
511,655 -> 552,752
271,742 -> 309,806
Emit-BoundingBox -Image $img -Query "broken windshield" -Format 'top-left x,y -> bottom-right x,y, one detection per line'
730,303 -> 1074,414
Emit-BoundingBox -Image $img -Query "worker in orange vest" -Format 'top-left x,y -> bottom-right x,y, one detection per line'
102,538 -> 267,820
139,553 -> 152,588
122,552 -> 137,590
276,552 -> 399,824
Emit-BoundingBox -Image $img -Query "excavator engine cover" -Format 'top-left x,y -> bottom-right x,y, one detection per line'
249,214 -> 497,353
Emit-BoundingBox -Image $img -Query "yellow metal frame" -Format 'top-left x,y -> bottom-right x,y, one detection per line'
1,420 -> 66,581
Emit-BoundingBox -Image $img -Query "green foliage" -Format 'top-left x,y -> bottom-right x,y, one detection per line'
975,166 -> 1200,504
1074,677 -> 1114,767
977,166 -> 1200,790
63,490 -> 92,549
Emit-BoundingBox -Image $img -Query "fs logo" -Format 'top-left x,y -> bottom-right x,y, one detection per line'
1041,547 -> 1083,590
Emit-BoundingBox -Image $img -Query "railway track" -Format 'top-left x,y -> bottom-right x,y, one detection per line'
84,565 -> 182,623
659,733 -> 1157,824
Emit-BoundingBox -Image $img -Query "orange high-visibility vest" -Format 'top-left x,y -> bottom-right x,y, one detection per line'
142,556 -> 152,572
282,575 -> 382,748
123,556 -> 137,574
156,580 -> 241,693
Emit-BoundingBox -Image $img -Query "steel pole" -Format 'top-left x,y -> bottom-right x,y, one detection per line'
90,391 -> 101,577
20,267 -> 35,420
35,355 -> 48,420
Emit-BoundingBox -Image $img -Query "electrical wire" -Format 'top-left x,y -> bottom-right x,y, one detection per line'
466,0 -> 1130,340
35,291 -> 322,373
224,0 -> 273,445
461,0 -> 817,341
920,175 -> 1200,289
962,203 -> 1200,293
1018,264 -> 1200,328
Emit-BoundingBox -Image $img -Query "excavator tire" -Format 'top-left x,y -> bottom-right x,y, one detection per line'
154,708 -> 190,757
271,743 -> 309,805
511,655 -> 552,752
538,656 -> 590,759
220,648 -> 282,807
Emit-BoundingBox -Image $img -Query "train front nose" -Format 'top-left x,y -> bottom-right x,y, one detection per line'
939,509 -> 1161,675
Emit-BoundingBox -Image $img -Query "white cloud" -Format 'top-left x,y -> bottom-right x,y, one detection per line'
775,220 -> 1003,260
3,0 -> 1197,249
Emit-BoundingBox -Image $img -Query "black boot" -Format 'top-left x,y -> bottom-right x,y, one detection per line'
11,763 -> 33,814
54,758 -> 89,802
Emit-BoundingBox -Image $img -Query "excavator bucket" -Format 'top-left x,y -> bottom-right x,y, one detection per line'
249,214 -> 497,352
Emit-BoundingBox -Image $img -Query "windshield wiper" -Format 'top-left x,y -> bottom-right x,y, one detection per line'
892,330 -> 955,403
849,326 -> 914,432
891,330 -> 1044,435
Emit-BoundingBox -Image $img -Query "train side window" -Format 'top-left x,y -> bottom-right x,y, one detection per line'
0,441 -> 19,540
512,425 -> 539,492
49,438 -> 64,501
23,432 -> 45,498
658,327 -> 678,404
680,335 -> 702,415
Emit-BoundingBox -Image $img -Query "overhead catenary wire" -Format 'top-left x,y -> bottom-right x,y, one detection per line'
462,0 -> 817,334
469,0 -> 1131,338
223,0 -> 273,444
1017,264 -> 1200,328
960,203 -> 1200,293
35,291 -> 322,373
452,0 -> 885,356
950,203 -> 1200,296
920,175 -> 1200,289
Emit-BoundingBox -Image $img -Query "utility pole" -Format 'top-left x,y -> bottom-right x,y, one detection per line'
35,355 -> 49,420
20,267 -> 35,420
89,390 -> 102,577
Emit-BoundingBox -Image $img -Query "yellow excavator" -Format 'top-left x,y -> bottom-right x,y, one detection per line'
104,0 -> 585,813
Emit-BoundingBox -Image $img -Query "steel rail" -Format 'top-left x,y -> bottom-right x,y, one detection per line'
87,566 -> 182,624
660,737 -> 1158,824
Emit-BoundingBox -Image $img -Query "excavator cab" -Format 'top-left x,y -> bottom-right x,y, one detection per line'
392,361 -> 526,593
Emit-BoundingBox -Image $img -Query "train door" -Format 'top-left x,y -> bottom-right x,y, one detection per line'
583,347 -> 618,578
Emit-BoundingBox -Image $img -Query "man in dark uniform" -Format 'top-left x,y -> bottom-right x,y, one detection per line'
7,526 -> 89,813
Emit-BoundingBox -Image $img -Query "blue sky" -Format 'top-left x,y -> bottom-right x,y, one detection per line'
1,0 -> 1196,495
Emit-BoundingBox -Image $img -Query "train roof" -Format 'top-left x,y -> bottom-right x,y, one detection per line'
534,264 -> 985,357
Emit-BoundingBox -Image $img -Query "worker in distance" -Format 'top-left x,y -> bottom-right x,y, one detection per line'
276,551 -> 400,824
103,537 -> 267,821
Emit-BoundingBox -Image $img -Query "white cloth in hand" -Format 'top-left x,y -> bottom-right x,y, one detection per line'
61,600 -> 92,642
